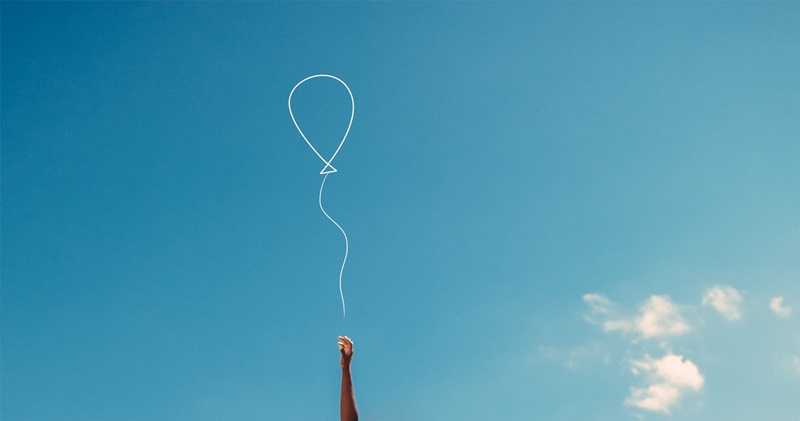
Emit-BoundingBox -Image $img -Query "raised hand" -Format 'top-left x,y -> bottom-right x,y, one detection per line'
338,336 -> 354,368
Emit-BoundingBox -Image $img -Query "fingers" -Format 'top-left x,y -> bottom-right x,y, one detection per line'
337,336 -> 354,367
337,335 -> 354,351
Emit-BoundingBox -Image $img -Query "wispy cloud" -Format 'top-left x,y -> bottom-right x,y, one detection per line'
625,353 -> 704,414
528,342 -> 612,371
583,294 -> 690,340
702,285 -> 743,321
769,296 -> 792,318
565,341 -> 612,370
584,293 -> 612,315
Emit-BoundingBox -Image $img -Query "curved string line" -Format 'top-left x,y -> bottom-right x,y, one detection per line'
319,173 -> 348,317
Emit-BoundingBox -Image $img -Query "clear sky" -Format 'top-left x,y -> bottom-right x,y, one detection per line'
3,2 -> 799,420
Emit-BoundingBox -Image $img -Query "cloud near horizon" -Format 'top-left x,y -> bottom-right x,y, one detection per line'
581,287 -> 798,416
583,293 -> 702,415
625,353 -> 704,414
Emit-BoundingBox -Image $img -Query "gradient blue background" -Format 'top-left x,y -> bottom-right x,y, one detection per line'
3,2 -> 799,420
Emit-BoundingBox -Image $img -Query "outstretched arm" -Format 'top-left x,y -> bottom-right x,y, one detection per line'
338,336 -> 359,421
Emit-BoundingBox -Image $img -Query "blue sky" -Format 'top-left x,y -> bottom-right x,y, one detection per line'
2,2 -> 799,420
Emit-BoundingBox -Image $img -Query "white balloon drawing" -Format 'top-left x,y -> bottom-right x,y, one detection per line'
288,74 -> 354,175
288,74 -> 354,317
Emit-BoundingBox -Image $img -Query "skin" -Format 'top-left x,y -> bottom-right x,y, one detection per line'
338,335 -> 359,421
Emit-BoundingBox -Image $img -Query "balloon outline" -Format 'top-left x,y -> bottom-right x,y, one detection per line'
287,74 -> 354,174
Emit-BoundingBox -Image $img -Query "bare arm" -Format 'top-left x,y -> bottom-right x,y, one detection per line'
338,336 -> 359,421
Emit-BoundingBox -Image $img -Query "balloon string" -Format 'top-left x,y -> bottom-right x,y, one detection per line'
319,173 -> 348,317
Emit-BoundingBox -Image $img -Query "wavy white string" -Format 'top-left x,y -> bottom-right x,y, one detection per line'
319,173 -> 348,317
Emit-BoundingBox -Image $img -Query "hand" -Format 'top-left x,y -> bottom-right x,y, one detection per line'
338,336 -> 354,368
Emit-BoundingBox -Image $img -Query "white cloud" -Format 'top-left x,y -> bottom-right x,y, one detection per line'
626,383 -> 680,414
635,295 -> 691,339
793,357 -> 800,376
770,296 -> 792,318
583,294 -> 690,340
625,353 -> 704,414
702,285 -> 743,321
584,293 -> 612,314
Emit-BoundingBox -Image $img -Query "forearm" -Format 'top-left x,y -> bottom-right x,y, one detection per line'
340,366 -> 359,421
